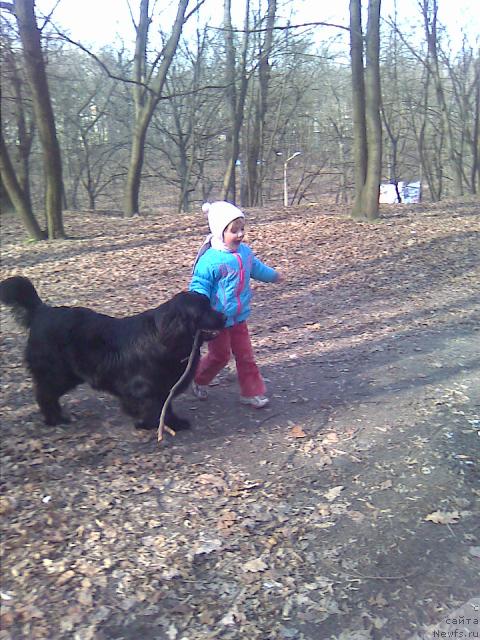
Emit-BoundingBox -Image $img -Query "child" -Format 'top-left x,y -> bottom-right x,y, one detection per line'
189,201 -> 282,408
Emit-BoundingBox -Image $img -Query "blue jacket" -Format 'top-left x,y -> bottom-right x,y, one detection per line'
189,243 -> 278,327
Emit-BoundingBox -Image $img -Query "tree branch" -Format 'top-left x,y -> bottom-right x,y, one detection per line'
209,20 -> 350,34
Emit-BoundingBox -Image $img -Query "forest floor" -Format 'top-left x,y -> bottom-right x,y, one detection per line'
0,199 -> 479,640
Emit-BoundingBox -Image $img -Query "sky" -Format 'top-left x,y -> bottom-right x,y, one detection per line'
35,0 -> 479,52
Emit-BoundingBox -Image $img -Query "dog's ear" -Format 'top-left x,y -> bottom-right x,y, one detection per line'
176,292 -> 204,333
153,292 -> 198,342
153,306 -> 178,342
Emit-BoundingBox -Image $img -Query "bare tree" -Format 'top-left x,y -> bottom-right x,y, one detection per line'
349,0 -> 382,220
388,1 -> 478,200
380,8 -> 409,201
220,0 -> 250,203
472,55 -> 480,194
244,0 -> 277,206
0,22 -> 46,238
443,43 -> 480,195
148,31 -> 226,213
2,0 -> 66,238
4,0 -> 477,218
124,0 -> 201,217
1,30 -> 34,205
0,131 -> 46,239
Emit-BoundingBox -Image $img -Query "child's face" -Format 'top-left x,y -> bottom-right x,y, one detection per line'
223,217 -> 245,251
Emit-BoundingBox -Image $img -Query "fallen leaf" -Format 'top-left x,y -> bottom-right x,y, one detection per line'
242,558 -> 268,573
17,605 -> 44,621
289,425 -> 307,438
371,616 -> 388,630
321,432 -> 339,445
348,510 -> 366,523
324,485 -> 344,502
195,474 -> 228,496
336,631 -> 372,640
197,473 -> 227,489
318,455 -> 333,467
192,538 -> 223,557
317,503 -> 331,516
56,570 -> 75,586
78,590 -> 93,606
0,496 -> 17,515
217,510 -> 238,531
0,610 -> 14,627
424,510 -> 460,524
221,611 -> 236,626
369,592 -> 388,607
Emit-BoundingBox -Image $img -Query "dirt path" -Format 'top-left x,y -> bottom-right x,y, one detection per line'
1,200 -> 479,639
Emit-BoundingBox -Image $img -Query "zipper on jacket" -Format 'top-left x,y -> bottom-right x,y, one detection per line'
234,252 -> 245,319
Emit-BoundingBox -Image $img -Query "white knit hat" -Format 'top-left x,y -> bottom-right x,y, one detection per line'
202,201 -> 244,242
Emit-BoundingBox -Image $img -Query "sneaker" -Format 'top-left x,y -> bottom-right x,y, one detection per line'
240,395 -> 270,409
192,381 -> 208,400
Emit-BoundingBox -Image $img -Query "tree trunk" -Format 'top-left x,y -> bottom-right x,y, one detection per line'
15,0 -> 66,238
412,69 -> 443,201
3,41 -> 35,207
422,0 -> 463,196
124,114 -> 149,216
245,0 -> 277,206
363,0 -> 382,215
472,57 -> 480,194
349,0 -> 382,221
350,0 -> 367,211
124,0 -> 190,217
0,131 -> 46,240
220,0 -> 250,203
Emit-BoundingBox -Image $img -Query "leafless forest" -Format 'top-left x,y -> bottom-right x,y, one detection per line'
1,0 -> 478,232
1,2 -> 480,638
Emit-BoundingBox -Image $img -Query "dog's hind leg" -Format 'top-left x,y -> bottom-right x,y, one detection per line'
163,404 -> 190,431
133,400 -> 162,431
133,399 -> 190,432
34,383 -> 70,426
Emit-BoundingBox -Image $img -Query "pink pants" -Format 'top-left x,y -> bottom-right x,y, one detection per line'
194,322 -> 266,398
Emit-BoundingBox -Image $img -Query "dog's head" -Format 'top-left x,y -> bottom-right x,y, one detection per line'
154,291 -> 225,344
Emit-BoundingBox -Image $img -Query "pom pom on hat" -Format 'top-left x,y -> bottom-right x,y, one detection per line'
202,201 -> 244,241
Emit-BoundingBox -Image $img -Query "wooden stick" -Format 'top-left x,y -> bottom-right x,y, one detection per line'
157,330 -> 201,443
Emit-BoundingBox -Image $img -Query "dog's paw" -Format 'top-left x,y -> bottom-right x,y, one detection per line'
168,416 -> 191,431
44,414 -> 71,426
134,420 -> 157,431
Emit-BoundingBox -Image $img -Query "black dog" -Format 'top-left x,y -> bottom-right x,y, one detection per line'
0,276 -> 225,431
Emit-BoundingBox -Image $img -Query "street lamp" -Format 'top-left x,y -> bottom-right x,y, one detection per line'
283,151 -> 301,207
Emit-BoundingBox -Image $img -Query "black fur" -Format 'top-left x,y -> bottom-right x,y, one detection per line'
0,276 -> 225,431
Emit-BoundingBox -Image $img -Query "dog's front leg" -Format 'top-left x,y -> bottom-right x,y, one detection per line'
163,404 -> 190,431
34,384 -> 70,426
134,400 -> 162,431
134,401 -> 190,432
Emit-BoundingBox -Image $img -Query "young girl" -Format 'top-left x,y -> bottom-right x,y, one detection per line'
189,201 -> 282,408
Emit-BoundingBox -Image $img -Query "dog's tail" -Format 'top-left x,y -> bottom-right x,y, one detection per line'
0,276 -> 43,329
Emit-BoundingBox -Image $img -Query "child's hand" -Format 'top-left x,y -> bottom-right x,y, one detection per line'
275,272 -> 284,283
